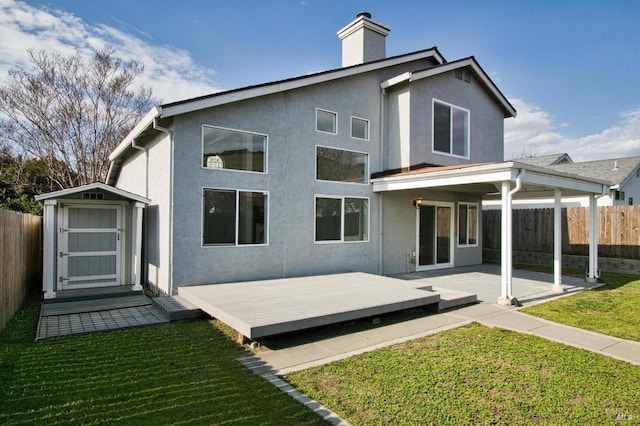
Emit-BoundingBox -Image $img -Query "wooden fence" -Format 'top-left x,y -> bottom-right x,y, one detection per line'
483,205 -> 640,259
0,209 -> 42,333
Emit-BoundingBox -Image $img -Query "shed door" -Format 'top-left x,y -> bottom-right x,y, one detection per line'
58,205 -> 122,290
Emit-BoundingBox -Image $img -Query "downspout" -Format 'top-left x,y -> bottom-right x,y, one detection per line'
378,88 -> 386,275
506,169 -> 525,300
153,118 -> 174,295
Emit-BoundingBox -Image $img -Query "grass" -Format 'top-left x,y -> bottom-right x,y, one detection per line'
521,270 -> 640,342
0,296 -> 327,425
287,323 -> 640,425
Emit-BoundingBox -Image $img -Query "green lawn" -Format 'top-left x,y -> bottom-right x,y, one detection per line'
287,323 -> 640,425
522,271 -> 640,342
0,298 -> 326,425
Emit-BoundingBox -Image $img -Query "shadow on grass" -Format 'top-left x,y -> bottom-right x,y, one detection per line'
256,304 -> 440,351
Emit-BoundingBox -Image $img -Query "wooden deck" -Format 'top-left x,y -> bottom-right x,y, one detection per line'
178,272 -> 445,340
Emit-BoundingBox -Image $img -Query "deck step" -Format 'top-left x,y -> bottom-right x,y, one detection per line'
436,291 -> 478,311
152,295 -> 203,322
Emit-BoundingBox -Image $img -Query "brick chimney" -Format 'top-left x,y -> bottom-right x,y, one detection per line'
337,12 -> 390,67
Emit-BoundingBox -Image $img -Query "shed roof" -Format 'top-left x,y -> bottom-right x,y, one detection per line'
35,182 -> 150,204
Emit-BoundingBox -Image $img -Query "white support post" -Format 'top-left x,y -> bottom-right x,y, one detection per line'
552,188 -> 564,292
499,180 -> 512,305
43,200 -> 57,299
587,194 -> 599,281
131,202 -> 145,292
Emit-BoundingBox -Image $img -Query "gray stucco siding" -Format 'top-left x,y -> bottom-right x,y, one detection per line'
409,71 -> 505,166
381,189 -> 483,275
169,72 -> 388,288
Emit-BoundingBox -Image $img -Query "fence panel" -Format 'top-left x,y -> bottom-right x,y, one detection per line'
483,205 -> 640,259
0,209 -> 42,333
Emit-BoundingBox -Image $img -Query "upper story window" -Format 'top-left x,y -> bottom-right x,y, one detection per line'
351,116 -> 369,140
202,125 -> 266,173
433,99 -> 469,159
316,109 -> 337,134
316,146 -> 368,184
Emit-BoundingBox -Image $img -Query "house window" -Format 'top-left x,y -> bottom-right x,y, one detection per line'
458,203 -> 478,246
351,116 -> 369,140
433,99 -> 469,158
316,109 -> 337,134
316,146 -> 368,184
629,197 -> 634,206
202,188 -> 268,246
202,125 -> 266,173
615,190 -> 625,201
315,196 -> 369,242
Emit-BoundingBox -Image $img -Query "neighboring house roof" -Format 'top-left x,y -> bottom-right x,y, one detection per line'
516,153 -> 573,167
35,182 -> 151,204
517,155 -> 640,188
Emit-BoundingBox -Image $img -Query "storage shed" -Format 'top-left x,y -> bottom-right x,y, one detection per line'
36,182 -> 149,299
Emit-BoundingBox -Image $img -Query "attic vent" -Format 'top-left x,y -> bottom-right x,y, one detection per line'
455,69 -> 471,83
82,193 -> 104,200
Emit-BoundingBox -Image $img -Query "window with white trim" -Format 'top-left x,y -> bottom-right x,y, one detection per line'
433,99 -> 469,158
203,189 -> 268,246
316,108 -> 337,134
315,196 -> 369,242
458,202 -> 478,246
351,116 -> 369,140
202,125 -> 266,172
316,146 -> 368,184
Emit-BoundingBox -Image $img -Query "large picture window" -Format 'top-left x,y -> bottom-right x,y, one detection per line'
458,202 -> 478,246
433,100 -> 469,158
202,125 -> 266,173
316,146 -> 368,184
203,189 -> 268,246
315,196 -> 369,243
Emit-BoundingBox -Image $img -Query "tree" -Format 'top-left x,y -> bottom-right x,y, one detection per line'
0,48 -> 156,190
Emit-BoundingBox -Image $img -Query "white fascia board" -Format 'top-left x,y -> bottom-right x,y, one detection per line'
161,50 -> 442,118
36,182 -> 150,204
108,107 -> 161,162
372,164 -> 519,192
381,72 -> 412,89
412,59 -> 517,118
521,170 -> 609,194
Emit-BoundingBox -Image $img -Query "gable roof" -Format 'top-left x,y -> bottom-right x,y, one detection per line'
516,153 -> 574,167
35,182 -> 150,204
380,57 -> 517,118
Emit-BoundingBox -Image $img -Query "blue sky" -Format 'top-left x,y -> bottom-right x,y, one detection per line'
1,0 -> 639,161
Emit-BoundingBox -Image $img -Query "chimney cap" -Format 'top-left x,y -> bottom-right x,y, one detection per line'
356,12 -> 372,19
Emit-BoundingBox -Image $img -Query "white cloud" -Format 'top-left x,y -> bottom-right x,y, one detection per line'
505,98 -> 640,161
0,0 -> 221,103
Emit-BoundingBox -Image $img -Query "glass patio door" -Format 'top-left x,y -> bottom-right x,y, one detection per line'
58,205 -> 122,290
416,203 -> 454,270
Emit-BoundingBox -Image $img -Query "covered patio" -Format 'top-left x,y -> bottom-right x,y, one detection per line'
372,161 -> 610,305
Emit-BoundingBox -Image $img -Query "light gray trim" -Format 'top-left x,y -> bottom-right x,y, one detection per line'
35,182 -> 150,204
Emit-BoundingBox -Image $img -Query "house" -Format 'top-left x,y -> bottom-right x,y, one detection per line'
484,153 -> 640,209
39,13 -> 609,305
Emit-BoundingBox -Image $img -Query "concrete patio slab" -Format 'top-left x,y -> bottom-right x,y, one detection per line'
179,272 -> 442,339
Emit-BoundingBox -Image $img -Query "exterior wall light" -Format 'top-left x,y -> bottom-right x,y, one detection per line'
413,196 -> 423,209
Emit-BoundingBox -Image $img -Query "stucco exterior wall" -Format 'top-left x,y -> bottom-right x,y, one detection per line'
115,133 -> 173,295
381,189 -> 483,275
170,72 -> 389,288
409,72 -> 505,166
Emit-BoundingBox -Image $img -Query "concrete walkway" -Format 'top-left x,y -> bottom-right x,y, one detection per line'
239,302 -> 640,376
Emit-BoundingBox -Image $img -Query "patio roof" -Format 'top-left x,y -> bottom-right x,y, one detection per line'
371,161 -> 610,198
